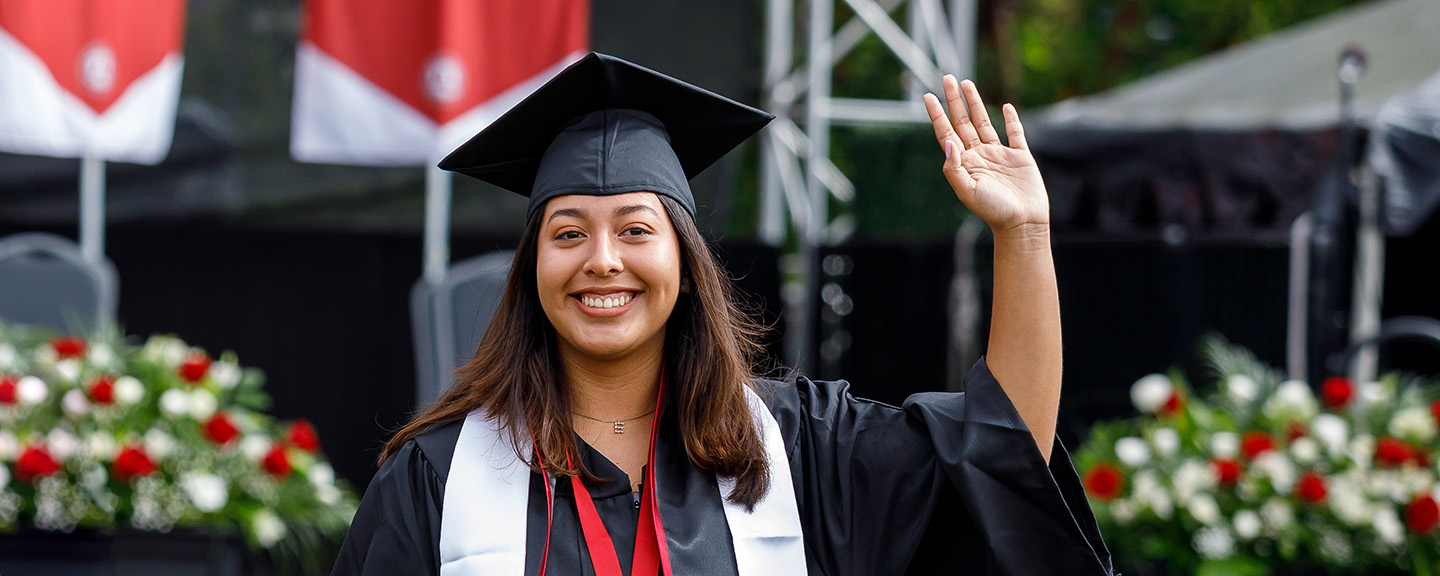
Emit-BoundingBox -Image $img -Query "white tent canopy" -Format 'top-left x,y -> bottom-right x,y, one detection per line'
1031,0 -> 1440,132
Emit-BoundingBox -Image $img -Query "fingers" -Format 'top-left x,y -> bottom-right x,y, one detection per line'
942,149 -> 977,203
1002,103 -> 1029,151
943,75 -> 982,149
924,92 -> 961,149
960,79 -> 1000,145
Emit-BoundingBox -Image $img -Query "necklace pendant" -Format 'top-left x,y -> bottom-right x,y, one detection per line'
613,421 -> 624,434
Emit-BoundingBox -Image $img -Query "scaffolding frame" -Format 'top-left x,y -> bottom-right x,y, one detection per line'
761,0 -> 975,368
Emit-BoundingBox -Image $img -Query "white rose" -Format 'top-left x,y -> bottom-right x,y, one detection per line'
1374,505 -> 1404,545
317,484 -> 342,505
54,359 -> 81,383
1210,432 -> 1239,459
1265,380 -> 1319,421
86,344 -> 114,368
0,431 -> 17,460
1330,480 -> 1372,527
189,389 -> 218,420
1225,374 -> 1259,404
251,509 -> 287,548
61,389 -> 91,418
1150,428 -> 1180,458
1359,381 -> 1393,406
0,343 -> 16,370
1130,374 -> 1173,414
144,428 -> 176,459
1187,494 -> 1222,525
209,361 -> 241,389
1252,452 -> 1297,495
1192,526 -> 1235,560
1289,437 -> 1320,465
159,389 -> 192,419
0,463 -> 9,490
1233,509 -> 1262,540
46,428 -> 79,460
113,376 -> 144,406
1349,435 -> 1376,470
1260,498 -> 1294,530
16,376 -> 48,406
308,462 -> 336,487
85,432 -> 116,460
1132,471 -> 1174,519
1172,459 -> 1217,502
181,472 -> 229,513
1311,413 -> 1349,455
240,435 -> 273,461
1115,437 -> 1150,467
1389,406 -> 1438,443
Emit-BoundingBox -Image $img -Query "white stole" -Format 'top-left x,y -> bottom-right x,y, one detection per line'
438,388 -> 808,576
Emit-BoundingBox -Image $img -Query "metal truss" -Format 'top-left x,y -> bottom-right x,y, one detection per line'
761,0 -> 976,368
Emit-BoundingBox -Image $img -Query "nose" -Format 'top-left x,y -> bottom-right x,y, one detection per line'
583,234 -> 623,277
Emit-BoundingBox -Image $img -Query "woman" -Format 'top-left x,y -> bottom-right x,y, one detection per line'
333,53 -> 1113,576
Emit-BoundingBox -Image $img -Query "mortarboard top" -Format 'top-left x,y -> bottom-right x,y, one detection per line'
437,52 -> 774,219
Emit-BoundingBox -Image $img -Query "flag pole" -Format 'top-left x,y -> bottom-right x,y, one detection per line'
423,164 -> 452,284
79,155 -> 106,265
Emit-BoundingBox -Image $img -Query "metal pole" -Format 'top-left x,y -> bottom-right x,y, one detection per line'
787,0 -> 834,370
423,164 -> 452,284
761,0 -> 795,246
1349,167 -> 1384,383
79,155 -> 105,265
947,0 -> 976,82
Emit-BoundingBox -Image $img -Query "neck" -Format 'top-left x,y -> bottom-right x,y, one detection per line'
560,342 -> 664,421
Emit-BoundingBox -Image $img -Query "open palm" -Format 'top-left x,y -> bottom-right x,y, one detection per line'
923,76 -> 1048,234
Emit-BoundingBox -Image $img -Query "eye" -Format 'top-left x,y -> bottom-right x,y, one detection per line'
622,227 -> 652,237
553,230 -> 584,241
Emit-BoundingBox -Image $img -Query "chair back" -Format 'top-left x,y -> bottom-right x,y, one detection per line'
411,250 -> 514,407
0,232 -> 118,332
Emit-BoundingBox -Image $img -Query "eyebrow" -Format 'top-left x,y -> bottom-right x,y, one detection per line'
547,204 -> 658,224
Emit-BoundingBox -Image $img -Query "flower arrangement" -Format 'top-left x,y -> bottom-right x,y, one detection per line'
0,322 -> 357,570
1077,336 -> 1437,575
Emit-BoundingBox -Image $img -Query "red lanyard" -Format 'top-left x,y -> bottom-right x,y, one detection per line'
536,377 -> 671,576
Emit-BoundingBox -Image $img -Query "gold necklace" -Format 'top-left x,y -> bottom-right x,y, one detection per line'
574,408 -> 655,434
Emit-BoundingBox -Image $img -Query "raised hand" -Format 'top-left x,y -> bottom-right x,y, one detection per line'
923,76 -> 1048,236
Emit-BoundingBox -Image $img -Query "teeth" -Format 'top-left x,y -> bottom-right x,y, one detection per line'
582,294 -> 632,308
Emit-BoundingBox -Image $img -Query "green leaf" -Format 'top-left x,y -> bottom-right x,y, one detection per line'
1195,557 -> 1267,576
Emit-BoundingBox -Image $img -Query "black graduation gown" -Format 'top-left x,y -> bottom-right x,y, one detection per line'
331,360 -> 1115,576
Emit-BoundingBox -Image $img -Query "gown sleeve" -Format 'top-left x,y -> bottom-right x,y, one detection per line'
760,358 -> 1115,576
330,440 -> 447,576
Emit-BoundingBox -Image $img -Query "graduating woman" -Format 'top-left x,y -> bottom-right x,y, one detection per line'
332,53 -> 1114,576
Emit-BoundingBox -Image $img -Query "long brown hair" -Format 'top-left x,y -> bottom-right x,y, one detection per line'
382,195 -> 771,507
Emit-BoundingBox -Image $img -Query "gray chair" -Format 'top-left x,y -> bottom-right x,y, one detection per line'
0,232 -> 118,332
411,250 -> 514,407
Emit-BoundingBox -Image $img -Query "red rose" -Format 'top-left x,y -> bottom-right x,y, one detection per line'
1410,495 -> 1440,533
1296,472 -> 1327,503
16,445 -> 62,482
1432,400 -> 1440,428
1286,422 -> 1308,442
50,336 -> 85,359
1210,458 -> 1243,485
0,375 -> 16,404
1083,462 -> 1124,500
179,353 -> 212,383
204,412 -> 241,445
262,445 -> 292,478
112,445 -> 158,482
88,376 -> 115,404
286,419 -> 321,453
1240,431 -> 1276,459
1160,392 -> 1185,416
1321,377 -> 1354,409
1376,436 -> 1413,468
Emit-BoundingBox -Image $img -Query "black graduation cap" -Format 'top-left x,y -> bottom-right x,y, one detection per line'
437,52 -> 774,218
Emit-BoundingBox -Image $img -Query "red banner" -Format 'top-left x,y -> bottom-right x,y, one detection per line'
291,0 -> 590,166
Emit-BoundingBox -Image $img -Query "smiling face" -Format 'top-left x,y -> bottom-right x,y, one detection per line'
536,191 -> 683,364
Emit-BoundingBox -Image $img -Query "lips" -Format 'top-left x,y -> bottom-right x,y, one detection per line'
574,291 -> 637,310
